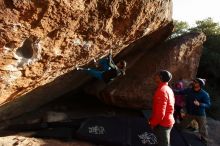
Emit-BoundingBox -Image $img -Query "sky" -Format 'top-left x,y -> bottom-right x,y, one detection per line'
173,0 -> 220,26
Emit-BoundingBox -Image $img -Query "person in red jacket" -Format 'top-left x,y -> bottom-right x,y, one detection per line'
149,70 -> 175,146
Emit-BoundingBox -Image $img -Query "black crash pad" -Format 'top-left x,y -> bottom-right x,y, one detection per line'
76,117 -> 158,146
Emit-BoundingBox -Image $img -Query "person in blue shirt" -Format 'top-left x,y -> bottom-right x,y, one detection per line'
76,50 -> 126,83
174,78 -> 211,145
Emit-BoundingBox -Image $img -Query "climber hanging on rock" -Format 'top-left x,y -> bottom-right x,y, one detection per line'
76,50 -> 127,83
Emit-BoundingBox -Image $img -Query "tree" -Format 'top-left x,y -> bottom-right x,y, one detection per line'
170,20 -> 189,38
190,17 -> 220,36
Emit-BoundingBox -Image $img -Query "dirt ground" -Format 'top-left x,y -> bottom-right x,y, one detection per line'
206,117 -> 220,146
0,136 -> 95,146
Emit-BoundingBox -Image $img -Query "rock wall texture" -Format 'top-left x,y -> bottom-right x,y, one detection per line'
97,32 -> 206,109
0,0 -> 172,121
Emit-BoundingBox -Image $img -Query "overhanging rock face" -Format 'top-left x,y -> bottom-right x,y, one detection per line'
0,0 -> 172,121
97,32 -> 206,109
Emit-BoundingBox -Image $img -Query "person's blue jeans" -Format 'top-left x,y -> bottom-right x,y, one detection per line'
83,68 -> 104,80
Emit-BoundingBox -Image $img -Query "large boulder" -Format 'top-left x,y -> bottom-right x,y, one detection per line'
0,0 -> 172,121
97,32 -> 206,109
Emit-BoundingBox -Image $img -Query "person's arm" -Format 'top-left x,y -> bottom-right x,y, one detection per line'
200,93 -> 211,108
107,52 -> 125,76
149,91 -> 168,128
108,54 -> 117,69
